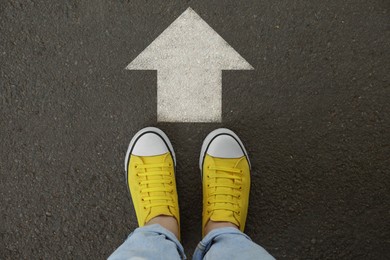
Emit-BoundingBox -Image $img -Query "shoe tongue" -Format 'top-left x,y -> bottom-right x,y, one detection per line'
142,155 -> 174,223
146,206 -> 173,223
210,210 -> 239,226
209,157 -> 240,227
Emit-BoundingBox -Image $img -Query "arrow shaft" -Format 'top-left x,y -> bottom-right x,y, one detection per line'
157,69 -> 222,122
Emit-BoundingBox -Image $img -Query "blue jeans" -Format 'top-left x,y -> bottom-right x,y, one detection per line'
108,224 -> 275,260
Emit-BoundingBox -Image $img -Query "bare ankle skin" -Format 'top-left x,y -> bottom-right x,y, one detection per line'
145,215 -> 180,239
204,220 -> 238,236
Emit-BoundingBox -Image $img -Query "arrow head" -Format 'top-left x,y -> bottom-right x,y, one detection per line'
127,7 -> 254,70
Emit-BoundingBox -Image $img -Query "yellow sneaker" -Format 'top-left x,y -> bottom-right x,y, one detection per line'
200,128 -> 251,236
125,127 -> 180,233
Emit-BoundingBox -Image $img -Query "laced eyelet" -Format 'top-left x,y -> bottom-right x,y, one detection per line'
143,207 -> 146,210
134,165 -> 138,169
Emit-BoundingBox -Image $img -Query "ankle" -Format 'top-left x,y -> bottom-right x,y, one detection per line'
145,215 -> 180,239
204,220 -> 238,236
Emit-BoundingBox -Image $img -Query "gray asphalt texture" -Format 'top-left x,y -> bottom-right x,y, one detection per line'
1,0 -> 389,259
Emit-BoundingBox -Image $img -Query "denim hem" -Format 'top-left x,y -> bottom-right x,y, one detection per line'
193,227 -> 251,259
134,224 -> 186,259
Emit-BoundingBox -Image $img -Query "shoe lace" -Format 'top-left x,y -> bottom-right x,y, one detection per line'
135,163 -> 175,209
206,165 -> 243,214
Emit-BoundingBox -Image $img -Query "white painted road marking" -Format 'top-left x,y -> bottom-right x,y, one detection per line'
127,7 -> 253,122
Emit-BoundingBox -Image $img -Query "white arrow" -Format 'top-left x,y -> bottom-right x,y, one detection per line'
127,7 -> 253,122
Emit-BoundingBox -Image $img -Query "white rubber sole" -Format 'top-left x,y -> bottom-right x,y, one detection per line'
199,128 -> 251,172
124,127 -> 176,173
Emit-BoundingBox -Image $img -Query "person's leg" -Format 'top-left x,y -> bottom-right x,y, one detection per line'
193,128 -> 274,260
109,224 -> 184,260
193,227 -> 273,260
109,127 -> 186,259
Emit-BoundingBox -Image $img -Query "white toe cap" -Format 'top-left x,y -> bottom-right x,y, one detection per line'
132,133 -> 168,156
206,134 -> 244,158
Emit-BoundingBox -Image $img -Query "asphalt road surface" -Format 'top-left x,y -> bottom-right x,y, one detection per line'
1,0 -> 389,259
